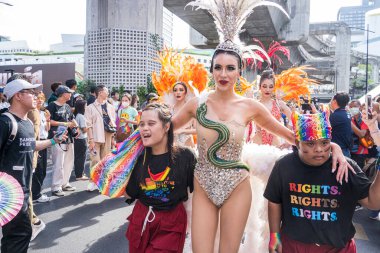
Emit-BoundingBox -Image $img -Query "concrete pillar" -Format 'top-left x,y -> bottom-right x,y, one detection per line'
335,25 -> 351,92
279,0 -> 310,44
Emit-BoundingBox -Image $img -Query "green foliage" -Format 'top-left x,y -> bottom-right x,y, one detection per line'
137,85 -> 147,105
77,79 -> 96,99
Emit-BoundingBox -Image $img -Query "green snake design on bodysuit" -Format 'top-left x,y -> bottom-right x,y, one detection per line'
196,103 -> 249,171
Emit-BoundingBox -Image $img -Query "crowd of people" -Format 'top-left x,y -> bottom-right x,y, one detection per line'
2,59 -> 380,253
1,1 -> 380,253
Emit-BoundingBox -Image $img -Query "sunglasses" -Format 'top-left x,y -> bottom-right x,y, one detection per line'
19,89 -> 38,96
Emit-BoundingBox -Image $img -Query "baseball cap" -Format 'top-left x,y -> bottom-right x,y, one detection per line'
56,85 -> 74,96
4,79 -> 42,101
146,93 -> 159,102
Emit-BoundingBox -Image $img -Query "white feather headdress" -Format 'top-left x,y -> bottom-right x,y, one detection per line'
186,0 -> 290,65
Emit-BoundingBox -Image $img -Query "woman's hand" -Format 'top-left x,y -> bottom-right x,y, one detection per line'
362,110 -> 378,131
331,143 -> 355,184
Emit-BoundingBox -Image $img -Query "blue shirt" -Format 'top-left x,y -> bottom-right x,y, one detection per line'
329,108 -> 352,149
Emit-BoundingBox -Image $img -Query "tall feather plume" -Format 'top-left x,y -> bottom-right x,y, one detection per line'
274,66 -> 319,102
186,0 -> 289,43
250,38 -> 290,70
186,0 -> 289,67
152,47 -> 209,106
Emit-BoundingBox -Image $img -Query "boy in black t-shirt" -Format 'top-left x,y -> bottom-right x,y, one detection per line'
264,110 -> 380,253
1,79 -> 66,253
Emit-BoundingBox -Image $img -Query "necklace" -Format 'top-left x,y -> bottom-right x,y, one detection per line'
148,166 -> 171,182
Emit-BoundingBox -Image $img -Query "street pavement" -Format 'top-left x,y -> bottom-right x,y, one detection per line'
4,154 -> 380,253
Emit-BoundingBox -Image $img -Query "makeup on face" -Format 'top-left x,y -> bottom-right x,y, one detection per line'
212,53 -> 240,89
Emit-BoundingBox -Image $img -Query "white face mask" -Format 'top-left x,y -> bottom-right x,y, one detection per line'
122,102 -> 129,107
350,107 -> 360,116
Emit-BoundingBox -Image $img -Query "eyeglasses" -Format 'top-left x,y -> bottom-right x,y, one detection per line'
19,89 -> 38,96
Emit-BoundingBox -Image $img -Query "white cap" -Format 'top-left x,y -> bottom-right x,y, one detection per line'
3,79 -> 42,101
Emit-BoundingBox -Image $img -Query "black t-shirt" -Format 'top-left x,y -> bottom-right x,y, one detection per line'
330,108 -> 352,149
126,147 -> 196,211
66,92 -> 76,108
264,152 -> 371,248
87,95 -> 96,105
47,102 -> 74,143
0,114 -> 35,212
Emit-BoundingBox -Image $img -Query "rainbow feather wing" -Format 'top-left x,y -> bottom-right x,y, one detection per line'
90,129 -> 144,198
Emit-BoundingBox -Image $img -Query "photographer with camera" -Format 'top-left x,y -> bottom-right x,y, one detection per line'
47,85 -> 79,197
85,85 -> 116,191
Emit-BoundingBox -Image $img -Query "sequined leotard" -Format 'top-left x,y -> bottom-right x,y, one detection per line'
195,100 -> 249,207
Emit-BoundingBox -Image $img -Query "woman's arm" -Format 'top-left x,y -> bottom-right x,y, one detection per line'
351,121 -> 366,138
172,97 -> 197,131
363,110 -> 380,145
249,100 -> 295,145
359,170 -> 380,210
279,100 -> 292,121
268,201 -> 283,253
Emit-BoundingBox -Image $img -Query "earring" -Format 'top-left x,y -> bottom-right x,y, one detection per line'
236,78 -> 242,94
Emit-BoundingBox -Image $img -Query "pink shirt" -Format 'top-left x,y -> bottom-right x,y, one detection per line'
85,100 -> 116,143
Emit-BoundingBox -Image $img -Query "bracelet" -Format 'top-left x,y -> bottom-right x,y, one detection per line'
370,129 -> 380,134
50,138 -> 56,146
269,232 -> 281,251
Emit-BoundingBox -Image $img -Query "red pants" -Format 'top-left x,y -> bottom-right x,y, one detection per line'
126,201 -> 187,253
282,234 -> 356,253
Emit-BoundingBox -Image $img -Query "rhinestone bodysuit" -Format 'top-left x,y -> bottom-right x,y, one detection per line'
195,101 -> 249,207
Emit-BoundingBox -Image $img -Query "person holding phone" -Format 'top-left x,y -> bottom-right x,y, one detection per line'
47,85 -> 78,197
1,78 -> 67,253
349,100 -> 369,169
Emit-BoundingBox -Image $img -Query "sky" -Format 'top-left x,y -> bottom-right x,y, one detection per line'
0,0 -> 363,50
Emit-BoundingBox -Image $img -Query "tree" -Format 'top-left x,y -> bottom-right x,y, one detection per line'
77,79 -> 96,99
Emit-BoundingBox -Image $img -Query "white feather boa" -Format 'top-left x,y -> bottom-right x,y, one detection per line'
240,143 -> 291,253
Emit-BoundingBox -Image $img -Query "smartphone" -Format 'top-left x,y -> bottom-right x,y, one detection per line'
55,125 -> 67,141
366,95 -> 372,119
301,103 -> 312,112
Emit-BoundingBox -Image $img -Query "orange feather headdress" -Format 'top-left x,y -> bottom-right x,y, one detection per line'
152,47 -> 208,105
274,66 -> 319,102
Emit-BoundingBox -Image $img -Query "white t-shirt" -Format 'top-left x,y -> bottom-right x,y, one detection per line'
39,110 -> 49,139
75,113 -> 88,139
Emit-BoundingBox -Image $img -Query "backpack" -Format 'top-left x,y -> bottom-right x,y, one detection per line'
0,108 -> 18,158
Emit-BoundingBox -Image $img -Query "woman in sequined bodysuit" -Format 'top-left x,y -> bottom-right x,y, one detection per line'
172,48 -> 295,253
250,70 -> 292,147
171,82 -> 196,148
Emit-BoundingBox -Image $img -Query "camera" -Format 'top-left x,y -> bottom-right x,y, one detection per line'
69,127 -> 80,138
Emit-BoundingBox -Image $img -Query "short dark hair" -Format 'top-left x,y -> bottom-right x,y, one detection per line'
90,86 -> 96,94
65,79 -> 77,89
111,91 -> 119,97
95,85 -> 105,97
74,99 -> 87,116
333,92 -> 350,108
6,73 -> 28,83
51,82 -> 61,92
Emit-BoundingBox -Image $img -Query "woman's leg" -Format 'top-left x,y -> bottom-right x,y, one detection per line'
219,177 -> 252,253
191,179 -> 219,253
